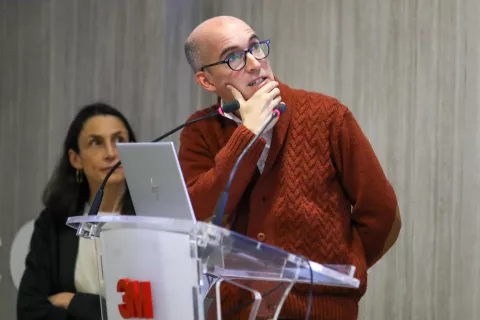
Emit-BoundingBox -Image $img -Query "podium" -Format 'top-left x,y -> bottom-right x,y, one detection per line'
67,215 -> 360,320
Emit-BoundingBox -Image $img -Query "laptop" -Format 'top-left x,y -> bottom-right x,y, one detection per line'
116,142 -> 197,221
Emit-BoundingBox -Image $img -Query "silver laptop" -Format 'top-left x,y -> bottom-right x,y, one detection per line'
116,142 -> 196,221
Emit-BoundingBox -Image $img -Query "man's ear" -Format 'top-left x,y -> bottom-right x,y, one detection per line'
68,149 -> 83,170
195,71 -> 217,93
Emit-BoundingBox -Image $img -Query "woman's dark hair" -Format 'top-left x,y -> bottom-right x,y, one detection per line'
43,103 -> 137,223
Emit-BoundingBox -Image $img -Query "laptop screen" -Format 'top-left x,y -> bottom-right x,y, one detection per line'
116,142 -> 197,221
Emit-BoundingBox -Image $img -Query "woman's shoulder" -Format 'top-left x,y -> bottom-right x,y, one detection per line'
33,207 -> 57,229
34,206 -> 71,230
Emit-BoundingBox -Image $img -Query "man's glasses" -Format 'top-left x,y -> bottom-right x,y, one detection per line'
200,40 -> 271,72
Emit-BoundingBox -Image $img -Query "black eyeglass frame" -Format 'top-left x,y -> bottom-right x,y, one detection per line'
200,39 -> 271,72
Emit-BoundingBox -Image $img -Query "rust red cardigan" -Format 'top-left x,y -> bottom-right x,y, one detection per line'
178,80 -> 398,320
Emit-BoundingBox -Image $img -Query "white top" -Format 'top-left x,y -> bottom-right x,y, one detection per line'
221,100 -> 272,173
74,204 -> 119,296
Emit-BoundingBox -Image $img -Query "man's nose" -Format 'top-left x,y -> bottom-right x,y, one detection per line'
244,52 -> 261,72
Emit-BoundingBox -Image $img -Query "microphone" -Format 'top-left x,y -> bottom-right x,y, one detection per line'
211,103 -> 287,226
87,100 -> 240,216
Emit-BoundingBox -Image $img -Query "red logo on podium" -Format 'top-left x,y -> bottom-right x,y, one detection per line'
117,278 -> 154,319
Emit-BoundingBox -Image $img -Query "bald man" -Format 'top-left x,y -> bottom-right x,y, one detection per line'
178,16 -> 401,320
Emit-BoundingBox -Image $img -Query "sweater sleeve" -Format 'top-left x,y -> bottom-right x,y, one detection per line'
178,116 -> 265,226
330,105 -> 398,268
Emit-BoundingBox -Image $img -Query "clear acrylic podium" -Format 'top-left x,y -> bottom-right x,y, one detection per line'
67,215 -> 360,320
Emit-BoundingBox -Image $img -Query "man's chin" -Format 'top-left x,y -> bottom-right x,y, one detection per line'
243,85 -> 263,99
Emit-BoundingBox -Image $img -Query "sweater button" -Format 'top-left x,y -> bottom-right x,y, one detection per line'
261,196 -> 267,202
257,232 -> 266,242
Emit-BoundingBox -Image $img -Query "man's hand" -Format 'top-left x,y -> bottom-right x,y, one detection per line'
48,292 -> 74,310
227,81 -> 282,134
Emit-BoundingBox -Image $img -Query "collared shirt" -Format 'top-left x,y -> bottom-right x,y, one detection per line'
221,100 -> 272,173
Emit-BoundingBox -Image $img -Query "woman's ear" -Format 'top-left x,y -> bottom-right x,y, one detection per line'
68,149 -> 83,170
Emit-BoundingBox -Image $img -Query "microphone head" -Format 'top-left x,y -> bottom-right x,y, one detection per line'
274,103 -> 287,115
221,100 -> 240,114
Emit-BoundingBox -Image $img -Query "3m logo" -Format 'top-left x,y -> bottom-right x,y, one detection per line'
117,278 -> 154,319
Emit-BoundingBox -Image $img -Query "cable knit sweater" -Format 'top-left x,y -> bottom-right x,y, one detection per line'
178,80 -> 398,320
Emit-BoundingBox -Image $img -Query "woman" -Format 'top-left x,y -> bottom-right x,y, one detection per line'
17,103 -> 137,320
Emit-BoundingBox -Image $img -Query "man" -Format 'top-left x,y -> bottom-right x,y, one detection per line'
178,16 -> 401,320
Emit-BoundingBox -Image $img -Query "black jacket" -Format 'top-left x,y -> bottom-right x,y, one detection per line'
17,208 -> 102,320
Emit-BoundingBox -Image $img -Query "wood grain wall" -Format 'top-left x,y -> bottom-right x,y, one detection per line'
1,0 -> 479,319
